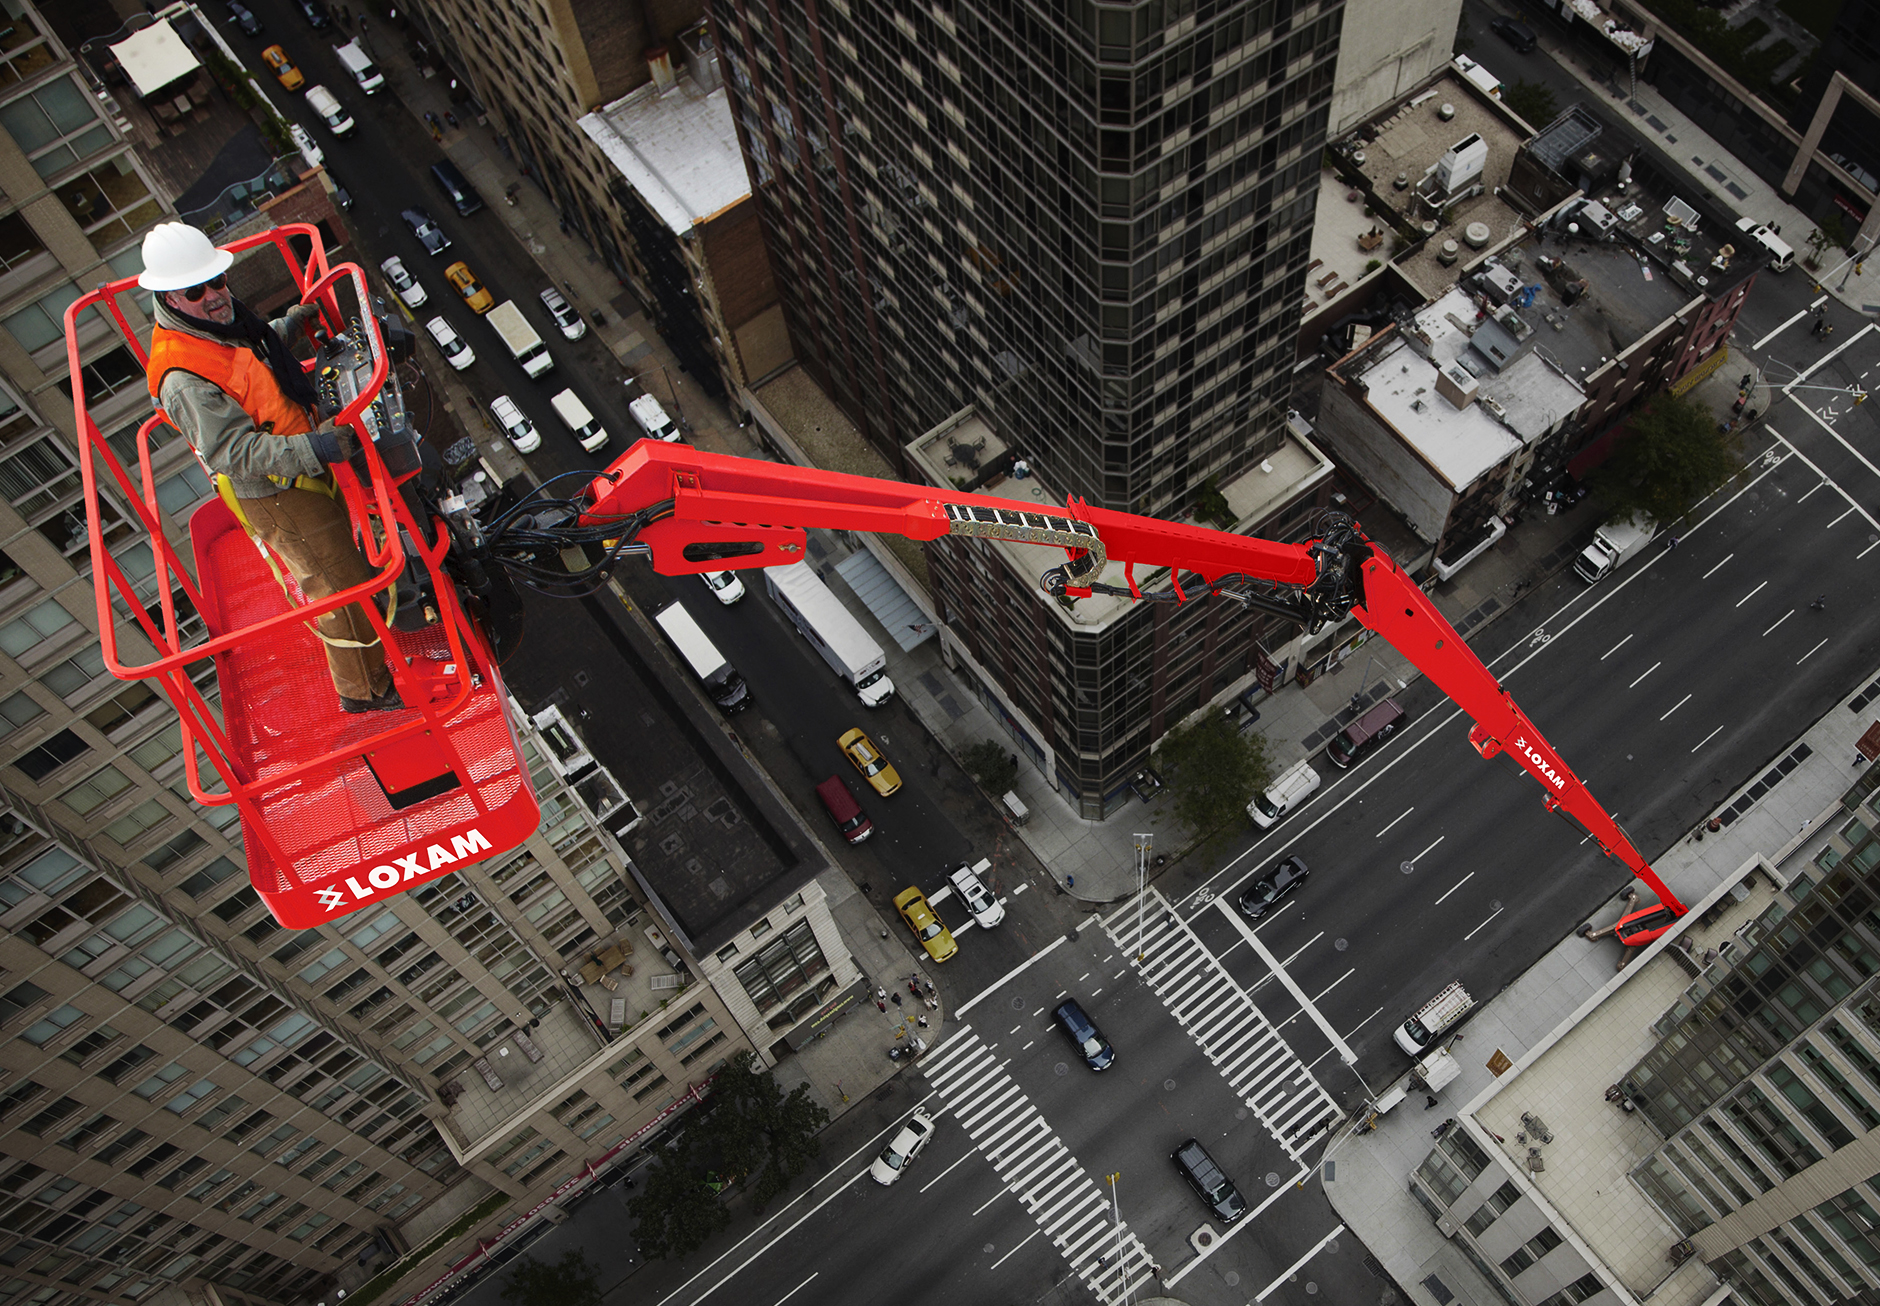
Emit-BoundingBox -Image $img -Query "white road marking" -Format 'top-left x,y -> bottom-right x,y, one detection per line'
1829,505 -> 1859,529
1464,906 -> 1504,941
929,885 -> 954,904
1861,538 -> 1880,560
954,935 -> 1068,1018
1764,609 -> 1795,636
1434,871 -> 1475,905
1012,882 -> 1030,895
1784,384 -> 1880,516
1254,1224 -> 1347,1303
1629,661 -> 1661,688
1660,694 -> 1691,721
973,1188 -> 1010,1217
1735,581 -> 1767,607
1600,633 -> 1633,660
1375,806 -> 1414,838
1799,638 -> 1829,665
919,1148 -> 981,1193
1702,553 -> 1733,578
987,1229 -> 1040,1270
1691,724 -> 1725,752
1798,480 -> 1829,502
1411,836 -> 1444,863
1785,321 -> 1878,385
1164,1162 -> 1311,1287
773,1273 -> 819,1306
1753,306 -> 1817,348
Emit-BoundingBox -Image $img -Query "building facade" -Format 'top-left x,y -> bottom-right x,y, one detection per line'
1622,781 -> 1880,1306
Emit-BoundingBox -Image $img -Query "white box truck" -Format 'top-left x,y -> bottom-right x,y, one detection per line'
549,389 -> 608,453
763,561 -> 894,706
487,300 -> 553,378
653,602 -> 749,713
1573,515 -> 1655,583
334,38 -> 384,93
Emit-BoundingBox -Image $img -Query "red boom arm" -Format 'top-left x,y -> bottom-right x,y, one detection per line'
583,442 -> 1685,917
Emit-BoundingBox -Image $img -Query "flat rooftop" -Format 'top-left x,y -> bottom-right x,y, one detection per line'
1349,285 -> 1582,487
578,74 -> 748,236
904,410 -> 1332,633
1509,234 -> 1694,384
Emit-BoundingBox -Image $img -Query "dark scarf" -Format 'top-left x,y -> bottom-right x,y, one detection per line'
177,298 -> 321,412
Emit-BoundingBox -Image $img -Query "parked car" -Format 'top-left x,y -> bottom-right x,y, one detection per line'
287,123 -> 323,169
539,286 -> 587,340
226,1 -> 262,35
1236,855 -> 1309,922
838,727 -> 900,796
400,207 -> 451,256
294,0 -> 331,28
869,1109 -> 935,1185
1173,1138 -> 1247,1224
444,262 -> 493,314
489,396 -> 540,454
947,860 -> 1004,928
379,255 -> 426,309
260,44 -> 303,90
814,775 -> 873,844
893,886 -> 956,963
1325,698 -> 1405,769
328,175 -> 353,209
700,570 -> 745,605
1490,16 -> 1537,51
424,315 -> 475,370
1054,998 -> 1114,1070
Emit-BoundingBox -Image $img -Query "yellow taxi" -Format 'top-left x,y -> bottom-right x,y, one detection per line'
260,44 -> 304,91
838,727 -> 900,797
893,886 -> 957,963
443,261 -> 493,314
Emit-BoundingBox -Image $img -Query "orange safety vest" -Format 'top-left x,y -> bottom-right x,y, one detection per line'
144,323 -> 313,438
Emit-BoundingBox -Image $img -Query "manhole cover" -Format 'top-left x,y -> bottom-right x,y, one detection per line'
1266,1172 -> 1281,1187
1306,1284 -> 1319,1295
1011,995 -> 1026,1011
1223,1271 -> 1240,1286
1164,1078 -> 1177,1091
1326,1239 -> 1340,1254
1335,938 -> 1348,951
1235,1106 -> 1248,1120
1491,900 -> 1502,912
1400,861 -> 1415,874
1055,1062 -> 1069,1076
984,1243 -> 995,1254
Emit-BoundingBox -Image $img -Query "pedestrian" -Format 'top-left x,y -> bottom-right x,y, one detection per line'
891,992 -> 902,1006
1425,1094 -> 1439,1110
917,1015 -> 929,1027
875,997 -> 886,1012
138,223 -> 396,712
1665,534 -> 1678,550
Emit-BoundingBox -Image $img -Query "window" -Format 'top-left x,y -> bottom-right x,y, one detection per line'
20,1001 -> 83,1044
1534,1273 -> 1606,1305
163,1077 -> 217,1114
0,208 -> 47,274
1,279 -> 79,353
0,978 -> 49,1022
0,595 -> 74,658
58,762 -> 131,815
0,689 -> 43,732
12,725 -> 89,781
1464,1180 -> 1521,1236
0,77 -> 110,179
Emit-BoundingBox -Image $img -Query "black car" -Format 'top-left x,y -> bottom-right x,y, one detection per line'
1053,998 -> 1114,1071
1490,16 -> 1537,52
400,207 -> 451,256
1173,1138 -> 1247,1224
295,0 -> 331,27
225,1 -> 262,34
1236,855 -> 1309,922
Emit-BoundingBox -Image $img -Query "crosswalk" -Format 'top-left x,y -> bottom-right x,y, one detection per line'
1104,890 -> 1343,1160
919,1029 -> 1155,1304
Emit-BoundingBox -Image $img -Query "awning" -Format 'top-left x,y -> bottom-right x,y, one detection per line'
110,21 -> 202,98
834,547 -> 934,652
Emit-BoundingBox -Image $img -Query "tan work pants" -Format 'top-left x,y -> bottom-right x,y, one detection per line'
236,486 -> 392,703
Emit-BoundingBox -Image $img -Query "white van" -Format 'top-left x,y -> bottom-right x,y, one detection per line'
305,85 -> 354,137
1394,981 -> 1474,1055
550,389 -> 608,453
1734,217 -> 1794,272
629,393 -> 680,442
334,38 -> 384,93
1248,758 -> 1321,829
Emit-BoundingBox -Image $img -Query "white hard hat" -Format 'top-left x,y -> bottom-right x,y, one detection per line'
137,222 -> 234,292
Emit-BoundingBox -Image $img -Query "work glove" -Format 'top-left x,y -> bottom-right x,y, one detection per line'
307,423 -> 361,467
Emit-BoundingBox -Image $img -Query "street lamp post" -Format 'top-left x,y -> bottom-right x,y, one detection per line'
1133,833 -> 1152,961
1107,1172 -> 1129,1304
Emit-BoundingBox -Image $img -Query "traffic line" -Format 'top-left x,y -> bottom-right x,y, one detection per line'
1629,661 -> 1661,688
1434,871 -> 1475,905
954,934 -> 1068,1018
1600,633 -> 1633,660
1464,905 -> 1504,941
1375,806 -> 1414,838
1752,306 -> 1815,348
1164,1161 -> 1311,1287
1861,537 -> 1880,560
773,1273 -> 818,1305
987,1229 -> 1040,1270
1411,835 -> 1444,863
1254,1223 -> 1347,1302
1702,553 -> 1733,578
1660,694 -> 1691,721
1829,505 -> 1859,530
1764,609 -> 1794,636
1735,582 -> 1767,608
1691,724 -> 1725,753
1785,400 -> 1880,524
1785,321 -> 1878,385
1799,638 -> 1829,665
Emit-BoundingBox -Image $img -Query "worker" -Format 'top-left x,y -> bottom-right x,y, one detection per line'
138,222 -> 400,713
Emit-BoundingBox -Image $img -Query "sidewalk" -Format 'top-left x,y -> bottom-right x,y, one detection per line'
1502,1 -> 1880,313
804,493 -> 1605,904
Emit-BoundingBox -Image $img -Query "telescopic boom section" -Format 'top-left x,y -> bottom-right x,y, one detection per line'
583,443 -> 1685,917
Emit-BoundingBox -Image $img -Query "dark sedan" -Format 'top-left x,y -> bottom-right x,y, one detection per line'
226,1 -> 262,34
400,208 -> 452,256
294,0 -> 331,28
1236,855 -> 1309,922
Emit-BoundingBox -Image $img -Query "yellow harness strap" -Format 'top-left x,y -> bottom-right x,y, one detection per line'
214,473 -> 391,650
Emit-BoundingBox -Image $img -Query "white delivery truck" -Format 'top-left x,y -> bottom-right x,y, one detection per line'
486,300 -> 553,379
334,38 -> 384,93
549,389 -> 608,453
305,85 -> 355,137
763,561 -> 894,706
1394,981 -> 1475,1054
629,393 -> 680,442
1573,514 -> 1655,583
1735,217 -> 1795,272
1248,758 -> 1321,829
653,603 -> 749,713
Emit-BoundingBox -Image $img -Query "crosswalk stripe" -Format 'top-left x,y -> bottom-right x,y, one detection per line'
1107,888 -> 1344,1162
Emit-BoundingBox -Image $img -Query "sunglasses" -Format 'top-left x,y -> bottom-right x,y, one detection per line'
182,273 -> 228,302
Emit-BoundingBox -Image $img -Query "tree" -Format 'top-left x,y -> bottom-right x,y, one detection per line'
1154,714 -> 1272,858
694,1052 -> 831,1215
1503,80 -> 1557,128
625,1145 -> 730,1261
961,739 -> 1018,796
1589,390 -> 1744,527
499,1250 -> 600,1306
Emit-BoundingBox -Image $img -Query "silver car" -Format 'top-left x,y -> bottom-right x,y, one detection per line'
947,859 -> 1004,928
489,395 -> 539,454
379,255 -> 426,309
538,286 -> 587,340
423,315 -> 474,370
869,1109 -> 935,1185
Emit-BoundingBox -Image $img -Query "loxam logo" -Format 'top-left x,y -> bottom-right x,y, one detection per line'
1512,737 -> 1567,790
318,829 -> 493,911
